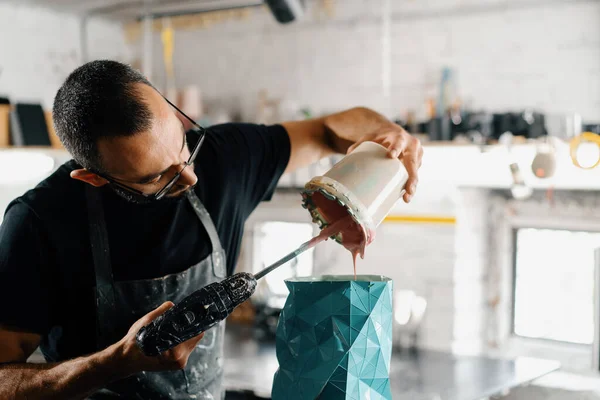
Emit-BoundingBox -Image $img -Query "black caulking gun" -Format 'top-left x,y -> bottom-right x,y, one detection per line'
135,239 -> 314,356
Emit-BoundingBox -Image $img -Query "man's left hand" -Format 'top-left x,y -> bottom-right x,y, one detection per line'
347,125 -> 423,203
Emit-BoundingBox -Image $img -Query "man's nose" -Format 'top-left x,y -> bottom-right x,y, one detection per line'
178,165 -> 198,188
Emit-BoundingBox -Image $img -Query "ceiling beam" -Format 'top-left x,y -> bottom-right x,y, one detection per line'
86,0 -> 264,20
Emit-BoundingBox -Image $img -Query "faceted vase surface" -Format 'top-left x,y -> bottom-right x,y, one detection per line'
271,275 -> 393,400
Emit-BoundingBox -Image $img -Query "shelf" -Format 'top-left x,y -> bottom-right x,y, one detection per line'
3,142 -> 600,192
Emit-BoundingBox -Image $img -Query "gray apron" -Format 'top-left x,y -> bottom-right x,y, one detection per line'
86,186 -> 227,400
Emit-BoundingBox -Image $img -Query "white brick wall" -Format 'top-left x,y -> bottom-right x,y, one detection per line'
0,3 -> 130,109
140,0 -> 600,121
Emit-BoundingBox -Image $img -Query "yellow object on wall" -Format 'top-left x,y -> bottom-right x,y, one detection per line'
384,215 -> 456,225
161,19 -> 175,87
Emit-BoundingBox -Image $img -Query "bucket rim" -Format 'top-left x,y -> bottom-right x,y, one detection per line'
285,274 -> 392,283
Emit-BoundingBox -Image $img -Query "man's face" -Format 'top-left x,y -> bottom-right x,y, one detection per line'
96,84 -> 199,203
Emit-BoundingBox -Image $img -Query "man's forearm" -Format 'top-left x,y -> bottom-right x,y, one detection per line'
282,106 -> 404,174
0,345 -> 129,400
323,107 -> 397,154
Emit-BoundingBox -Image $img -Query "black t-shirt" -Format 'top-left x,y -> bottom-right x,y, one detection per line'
0,122 -> 290,360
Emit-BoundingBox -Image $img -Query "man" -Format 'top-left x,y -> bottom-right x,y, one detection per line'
0,60 -> 422,399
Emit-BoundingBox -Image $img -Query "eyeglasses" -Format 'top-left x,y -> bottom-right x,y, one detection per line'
92,93 -> 207,201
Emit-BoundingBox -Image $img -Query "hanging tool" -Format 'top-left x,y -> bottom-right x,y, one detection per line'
136,239 -> 316,356
570,131 -> 600,170
531,136 -> 557,179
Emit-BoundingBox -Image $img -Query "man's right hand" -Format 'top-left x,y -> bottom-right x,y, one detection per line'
0,301 -> 205,400
110,301 -> 205,375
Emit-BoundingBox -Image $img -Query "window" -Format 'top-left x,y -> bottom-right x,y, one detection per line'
252,221 -> 315,296
513,228 -> 600,344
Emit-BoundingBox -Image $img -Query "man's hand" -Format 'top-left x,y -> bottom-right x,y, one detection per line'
346,124 -> 423,203
282,107 -> 423,202
0,301 -> 205,400
110,301 -> 205,375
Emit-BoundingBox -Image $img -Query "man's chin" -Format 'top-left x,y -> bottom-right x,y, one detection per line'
109,185 -> 191,205
109,185 -> 149,205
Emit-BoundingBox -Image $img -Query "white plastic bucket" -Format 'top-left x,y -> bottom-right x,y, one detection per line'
301,141 -> 409,245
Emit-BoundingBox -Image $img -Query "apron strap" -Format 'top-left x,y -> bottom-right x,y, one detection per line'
186,191 -> 226,277
85,185 -> 118,347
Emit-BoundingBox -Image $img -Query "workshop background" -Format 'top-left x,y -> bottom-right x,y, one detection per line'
1,0 -> 600,399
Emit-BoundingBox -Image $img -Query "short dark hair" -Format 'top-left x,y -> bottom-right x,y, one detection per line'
52,60 -> 154,173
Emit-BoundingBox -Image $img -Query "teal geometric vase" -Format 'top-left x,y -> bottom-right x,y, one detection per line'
272,275 -> 393,400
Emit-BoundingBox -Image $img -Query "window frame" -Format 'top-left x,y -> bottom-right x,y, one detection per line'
251,220 -> 317,297
510,226 -> 600,345
497,213 -> 600,372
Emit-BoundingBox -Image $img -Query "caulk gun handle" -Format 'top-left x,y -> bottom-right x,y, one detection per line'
135,272 -> 257,356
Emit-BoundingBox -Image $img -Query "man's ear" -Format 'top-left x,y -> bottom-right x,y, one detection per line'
70,169 -> 109,187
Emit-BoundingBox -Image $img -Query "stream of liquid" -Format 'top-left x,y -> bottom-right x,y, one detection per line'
303,214 -> 372,280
